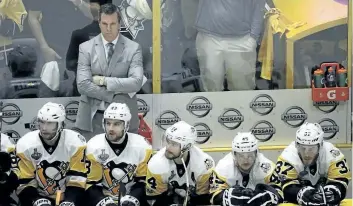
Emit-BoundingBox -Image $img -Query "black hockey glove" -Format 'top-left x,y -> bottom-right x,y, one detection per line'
33,198 -> 52,206
222,185 -> 254,206
95,197 -> 118,206
323,185 -> 342,205
120,195 -> 140,206
247,183 -> 282,206
297,186 -> 326,206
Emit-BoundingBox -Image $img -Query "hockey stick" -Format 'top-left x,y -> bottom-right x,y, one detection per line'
180,152 -> 189,206
55,190 -> 62,206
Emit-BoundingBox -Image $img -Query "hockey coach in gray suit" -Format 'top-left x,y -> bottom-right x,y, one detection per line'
76,3 -> 143,139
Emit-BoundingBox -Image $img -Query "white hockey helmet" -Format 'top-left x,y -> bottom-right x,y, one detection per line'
296,122 -> 324,145
164,121 -> 197,152
37,102 -> 66,133
232,132 -> 258,153
103,102 -> 131,132
37,102 -> 66,123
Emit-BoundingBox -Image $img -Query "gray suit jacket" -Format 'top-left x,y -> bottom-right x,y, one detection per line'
75,34 -> 143,132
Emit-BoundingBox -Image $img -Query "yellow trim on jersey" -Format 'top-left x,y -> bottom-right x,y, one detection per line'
146,168 -> 168,196
68,146 -> 87,189
276,156 -> 299,190
196,172 -> 212,195
265,167 -> 284,198
86,153 -> 103,190
136,148 -> 152,178
327,156 -> 351,188
210,170 -> 230,204
67,181 -> 86,188
17,152 -> 35,179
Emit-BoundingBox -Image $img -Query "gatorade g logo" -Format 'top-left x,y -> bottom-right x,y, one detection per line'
137,98 -> 150,117
65,101 -> 79,122
186,96 -> 212,118
193,123 -> 212,144
251,120 -> 276,142
218,108 -> 244,130
250,94 -> 276,115
327,90 -> 336,100
318,118 -> 339,140
155,110 -> 181,130
1,103 -> 23,125
281,106 -> 307,128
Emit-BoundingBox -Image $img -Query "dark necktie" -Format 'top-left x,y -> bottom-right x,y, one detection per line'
107,43 -> 114,64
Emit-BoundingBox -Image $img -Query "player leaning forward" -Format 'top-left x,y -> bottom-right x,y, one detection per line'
210,132 -> 283,206
85,103 -> 152,206
276,122 -> 351,206
146,121 -> 215,206
16,102 -> 87,206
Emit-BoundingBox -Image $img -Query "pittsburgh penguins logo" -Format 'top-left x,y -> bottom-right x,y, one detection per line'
103,161 -> 137,195
169,172 -> 196,198
37,160 -> 69,195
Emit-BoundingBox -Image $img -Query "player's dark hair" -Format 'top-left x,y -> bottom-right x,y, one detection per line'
99,3 -> 121,22
8,45 -> 37,78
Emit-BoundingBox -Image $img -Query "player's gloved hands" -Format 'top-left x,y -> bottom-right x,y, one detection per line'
297,186 -> 326,206
247,190 -> 279,206
33,198 -> 52,206
120,195 -> 140,206
222,185 -> 253,206
247,183 -> 282,206
323,185 -> 342,205
95,197 -> 117,206
59,202 -> 75,206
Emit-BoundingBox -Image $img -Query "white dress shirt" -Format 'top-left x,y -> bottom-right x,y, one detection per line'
101,34 -> 119,60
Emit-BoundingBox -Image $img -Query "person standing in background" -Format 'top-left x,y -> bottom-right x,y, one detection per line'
195,0 -> 266,92
66,0 -> 112,96
76,3 -> 143,140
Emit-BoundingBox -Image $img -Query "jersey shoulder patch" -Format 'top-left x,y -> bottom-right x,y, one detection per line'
322,141 -> 344,162
191,146 -> 214,172
257,153 -> 275,175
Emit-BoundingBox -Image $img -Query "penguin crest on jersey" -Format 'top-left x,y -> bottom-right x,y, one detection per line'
37,160 -> 69,195
103,161 -> 137,195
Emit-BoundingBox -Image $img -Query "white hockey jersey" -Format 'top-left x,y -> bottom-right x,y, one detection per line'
16,129 -> 87,199
0,133 -> 17,169
278,141 -> 351,190
146,146 -> 215,199
86,132 -> 152,197
210,152 -> 282,204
